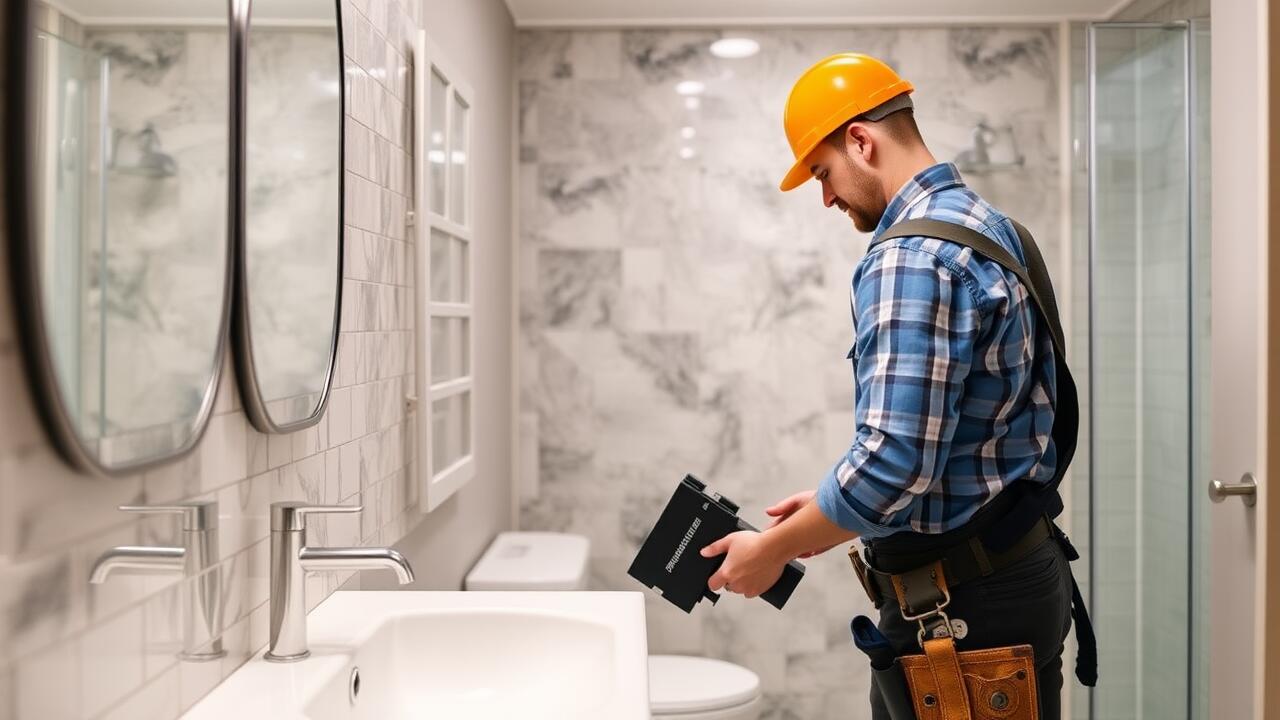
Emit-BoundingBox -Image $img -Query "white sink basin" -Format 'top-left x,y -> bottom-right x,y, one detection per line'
184,591 -> 650,720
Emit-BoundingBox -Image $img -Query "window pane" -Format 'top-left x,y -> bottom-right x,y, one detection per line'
459,391 -> 471,459
449,93 -> 468,223
429,67 -> 448,215
431,317 -> 449,383
431,397 -> 451,472
430,229 -> 451,302
458,318 -> 470,377
455,236 -> 469,302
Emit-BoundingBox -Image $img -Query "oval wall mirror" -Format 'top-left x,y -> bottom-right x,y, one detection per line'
4,0 -> 234,474
233,0 -> 344,433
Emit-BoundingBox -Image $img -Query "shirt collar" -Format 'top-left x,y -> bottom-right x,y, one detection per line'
872,162 -> 966,238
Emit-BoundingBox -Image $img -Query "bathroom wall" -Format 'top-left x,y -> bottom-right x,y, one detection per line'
0,0 -> 430,717
360,0 -> 516,591
515,27 -> 1063,716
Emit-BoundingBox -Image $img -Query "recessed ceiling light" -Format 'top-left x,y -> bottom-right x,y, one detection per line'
680,126 -> 696,140
710,38 -> 760,59
675,80 -> 705,96
684,97 -> 701,110
680,147 -> 696,160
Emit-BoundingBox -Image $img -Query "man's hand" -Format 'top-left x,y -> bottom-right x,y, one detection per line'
766,491 -> 837,558
700,531 -> 787,599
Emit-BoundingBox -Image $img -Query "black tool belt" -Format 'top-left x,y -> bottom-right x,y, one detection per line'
851,515 -> 1055,610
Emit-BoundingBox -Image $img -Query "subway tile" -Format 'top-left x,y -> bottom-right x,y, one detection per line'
0,549 -> 83,664
217,471 -> 273,561
217,552 -> 251,635
266,432 -> 292,470
243,540 -> 270,614
0,352 -> 44,456
328,387 -> 353,447
141,584 -> 182,681
15,635 -> 81,720
141,453 -> 202,506
216,605 -> 257,679
344,227 -> 368,281
290,423 -> 321,461
338,439 -> 363,501
350,384 -> 370,439
80,606 -> 144,717
297,453 -> 329,504
0,444 -> 143,557
99,665 -> 179,720
324,448 -> 343,508
0,662 -> 12,720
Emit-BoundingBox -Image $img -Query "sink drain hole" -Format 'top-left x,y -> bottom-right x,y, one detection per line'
349,666 -> 361,704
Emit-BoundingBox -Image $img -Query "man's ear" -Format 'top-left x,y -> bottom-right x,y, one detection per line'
845,123 -> 874,164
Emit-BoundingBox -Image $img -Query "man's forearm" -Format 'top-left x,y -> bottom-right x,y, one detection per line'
762,498 -> 859,561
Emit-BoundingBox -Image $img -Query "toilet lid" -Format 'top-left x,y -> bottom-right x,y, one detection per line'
649,655 -> 761,714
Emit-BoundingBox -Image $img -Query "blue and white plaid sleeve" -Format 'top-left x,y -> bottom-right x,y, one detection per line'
817,243 -> 984,538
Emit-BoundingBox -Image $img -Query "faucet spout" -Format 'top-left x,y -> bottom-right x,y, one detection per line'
299,546 -> 415,584
89,546 -> 185,584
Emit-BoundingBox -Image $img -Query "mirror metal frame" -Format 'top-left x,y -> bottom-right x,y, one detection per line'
231,0 -> 346,435
1,0 -> 239,477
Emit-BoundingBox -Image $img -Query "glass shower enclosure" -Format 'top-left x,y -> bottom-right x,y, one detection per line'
1072,18 -> 1211,720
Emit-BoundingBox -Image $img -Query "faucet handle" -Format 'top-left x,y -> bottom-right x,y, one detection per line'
270,501 -> 363,532
118,501 -> 218,531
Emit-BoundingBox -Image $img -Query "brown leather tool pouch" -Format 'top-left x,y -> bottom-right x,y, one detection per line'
891,561 -> 1040,720
899,638 -> 1039,720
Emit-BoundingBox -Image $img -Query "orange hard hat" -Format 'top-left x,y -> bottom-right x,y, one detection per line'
778,53 -> 915,192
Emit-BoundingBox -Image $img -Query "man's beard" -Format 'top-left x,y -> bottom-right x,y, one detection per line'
840,152 -> 885,233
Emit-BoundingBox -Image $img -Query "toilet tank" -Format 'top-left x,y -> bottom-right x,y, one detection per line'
464,532 -> 591,591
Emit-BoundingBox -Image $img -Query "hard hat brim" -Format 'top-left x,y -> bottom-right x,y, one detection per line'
779,156 -> 815,192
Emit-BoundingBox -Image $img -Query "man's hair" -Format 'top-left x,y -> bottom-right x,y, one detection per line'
824,108 -> 923,150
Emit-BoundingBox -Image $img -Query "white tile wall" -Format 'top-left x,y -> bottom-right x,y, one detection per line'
0,0 -> 422,717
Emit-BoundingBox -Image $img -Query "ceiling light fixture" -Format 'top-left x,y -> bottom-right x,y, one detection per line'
709,38 -> 759,59
675,80 -> 705,96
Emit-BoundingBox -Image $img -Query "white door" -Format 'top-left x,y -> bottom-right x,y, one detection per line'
1206,0 -> 1266,718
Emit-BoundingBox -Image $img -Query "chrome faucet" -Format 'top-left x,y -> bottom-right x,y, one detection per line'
265,502 -> 415,662
90,502 -> 225,661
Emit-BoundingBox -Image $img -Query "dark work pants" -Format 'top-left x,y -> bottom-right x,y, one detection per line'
869,537 -> 1075,720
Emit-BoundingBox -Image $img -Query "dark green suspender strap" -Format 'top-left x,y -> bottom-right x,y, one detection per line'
873,218 -> 1097,687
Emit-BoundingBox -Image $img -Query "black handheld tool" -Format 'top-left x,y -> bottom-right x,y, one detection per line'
627,474 -> 805,613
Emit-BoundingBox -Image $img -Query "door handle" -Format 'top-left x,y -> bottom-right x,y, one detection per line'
1208,473 -> 1257,507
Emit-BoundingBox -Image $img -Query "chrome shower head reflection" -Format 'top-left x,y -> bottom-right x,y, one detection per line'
110,122 -> 177,178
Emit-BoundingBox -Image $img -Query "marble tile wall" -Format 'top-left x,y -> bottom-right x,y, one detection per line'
516,27 -> 1064,717
0,0 -> 420,717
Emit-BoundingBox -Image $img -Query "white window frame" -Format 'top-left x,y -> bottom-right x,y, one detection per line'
413,31 -> 476,512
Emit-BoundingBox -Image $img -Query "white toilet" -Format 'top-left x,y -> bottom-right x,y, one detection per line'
465,532 -> 763,720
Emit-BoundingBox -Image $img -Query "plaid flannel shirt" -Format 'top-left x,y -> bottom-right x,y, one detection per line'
816,162 -> 1058,538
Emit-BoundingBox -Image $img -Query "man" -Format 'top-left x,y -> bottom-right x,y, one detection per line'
699,54 -> 1084,719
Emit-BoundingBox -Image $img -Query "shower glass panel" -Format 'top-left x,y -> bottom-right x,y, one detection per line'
1082,20 -> 1210,720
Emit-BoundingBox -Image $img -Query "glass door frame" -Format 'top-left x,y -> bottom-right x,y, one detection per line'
1084,18 -> 1209,720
